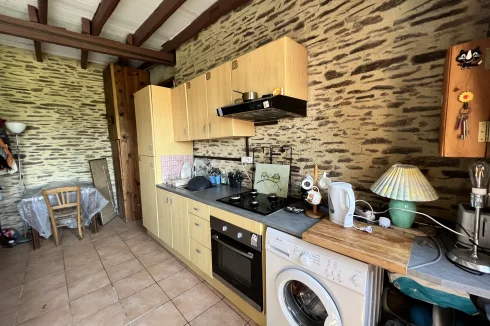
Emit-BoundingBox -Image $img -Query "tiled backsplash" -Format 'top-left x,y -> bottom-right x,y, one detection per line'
160,155 -> 193,183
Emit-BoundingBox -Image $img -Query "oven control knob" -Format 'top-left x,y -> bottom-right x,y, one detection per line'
299,253 -> 312,266
222,226 -> 228,232
237,232 -> 243,239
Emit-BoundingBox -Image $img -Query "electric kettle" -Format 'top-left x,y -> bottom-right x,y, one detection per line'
327,182 -> 355,228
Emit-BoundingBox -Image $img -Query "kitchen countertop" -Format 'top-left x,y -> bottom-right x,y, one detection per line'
407,235 -> 490,299
156,184 -> 320,237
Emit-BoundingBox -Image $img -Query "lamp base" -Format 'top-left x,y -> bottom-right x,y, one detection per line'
389,199 -> 416,228
447,248 -> 490,274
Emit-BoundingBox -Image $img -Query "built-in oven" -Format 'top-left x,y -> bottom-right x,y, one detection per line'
210,216 -> 263,312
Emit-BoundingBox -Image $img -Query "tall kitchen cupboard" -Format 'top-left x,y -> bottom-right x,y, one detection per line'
103,64 -> 150,222
134,86 -> 193,239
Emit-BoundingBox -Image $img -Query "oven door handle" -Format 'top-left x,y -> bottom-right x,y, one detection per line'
212,235 -> 254,259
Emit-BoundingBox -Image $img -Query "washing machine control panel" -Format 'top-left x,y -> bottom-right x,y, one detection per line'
291,244 -> 367,294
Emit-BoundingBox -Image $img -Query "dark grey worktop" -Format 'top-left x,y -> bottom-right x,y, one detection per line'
156,184 -> 319,237
408,236 -> 490,299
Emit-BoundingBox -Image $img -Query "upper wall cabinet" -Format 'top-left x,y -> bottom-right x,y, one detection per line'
440,38 -> 490,158
172,84 -> 190,142
186,75 -> 209,141
206,64 -> 255,139
231,37 -> 308,102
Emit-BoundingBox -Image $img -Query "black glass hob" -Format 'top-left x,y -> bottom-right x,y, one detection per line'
217,191 -> 296,216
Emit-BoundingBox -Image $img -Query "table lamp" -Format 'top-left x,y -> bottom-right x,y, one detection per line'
370,164 -> 438,228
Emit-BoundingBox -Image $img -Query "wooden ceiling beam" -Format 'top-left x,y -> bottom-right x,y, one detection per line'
91,0 -> 120,36
160,0 -> 250,52
27,0 -> 48,62
80,0 -> 120,69
0,14 -> 176,64
132,0 -> 186,47
138,0 -> 250,70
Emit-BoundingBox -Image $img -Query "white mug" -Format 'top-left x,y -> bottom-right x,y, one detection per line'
301,174 -> 314,190
318,172 -> 332,191
306,186 -> 322,205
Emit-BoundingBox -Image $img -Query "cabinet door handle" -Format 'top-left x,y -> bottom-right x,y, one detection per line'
209,123 -> 211,134
196,248 -> 201,254
193,207 -> 199,211
194,222 -> 200,227
166,196 -> 169,203
169,197 -> 173,205
184,127 -> 187,136
206,72 -> 211,80
232,60 -> 238,70
149,144 -> 153,152
150,161 -> 154,168
203,125 -> 206,134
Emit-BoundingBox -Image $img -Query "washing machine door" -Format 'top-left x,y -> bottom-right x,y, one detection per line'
276,269 -> 342,326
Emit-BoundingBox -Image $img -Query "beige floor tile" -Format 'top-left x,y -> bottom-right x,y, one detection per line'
147,257 -> 185,282
130,240 -> 163,257
68,270 -> 110,301
17,286 -> 68,324
189,301 -> 247,326
28,241 -> 62,258
187,268 -> 204,282
26,250 -> 63,270
106,258 -> 145,283
0,272 -> 25,294
118,227 -> 146,241
16,303 -> 72,326
93,234 -> 122,249
24,258 -> 64,283
59,228 -> 91,247
102,218 -> 130,232
89,227 -> 118,241
64,249 -> 99,270
96,241 -> 128,257
70,285 -> 118,323
203,281 -> 224,299
0,260 -> 27,278
172,283 -> 220,321
65,259 -> 104,284
247,319 -> 258,326
0,243 -> 31,258
74,302 -> 129,326
63,241 -> 95,257
222,298 -> 251,322
131,301 -> 186,326
101,248 -> 135,269
22,271 -> 66,301
137,248 -> 172,268
0,311 -> 17,326
120,283 -> 169,322
0,286 -> 22,315
113,270 -> 155,299
124,234 -> 153,248
157,269 -> 200,299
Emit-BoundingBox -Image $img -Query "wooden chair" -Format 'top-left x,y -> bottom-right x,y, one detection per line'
42,186 -> 83,246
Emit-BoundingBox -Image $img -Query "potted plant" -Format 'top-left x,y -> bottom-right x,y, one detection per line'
209,167 -> 221,185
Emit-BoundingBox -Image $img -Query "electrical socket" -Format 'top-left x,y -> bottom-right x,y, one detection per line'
241,156 -> 253,164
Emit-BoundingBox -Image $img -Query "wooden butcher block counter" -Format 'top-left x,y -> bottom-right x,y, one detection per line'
302,219 -> 414,275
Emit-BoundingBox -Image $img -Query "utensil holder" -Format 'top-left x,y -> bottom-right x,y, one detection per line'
230,180 -> 242,188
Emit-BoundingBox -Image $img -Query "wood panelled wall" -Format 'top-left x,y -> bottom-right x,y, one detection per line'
0,44 -> 114,230
166,0 -> 490,218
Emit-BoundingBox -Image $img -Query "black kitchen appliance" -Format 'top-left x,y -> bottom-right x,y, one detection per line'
216,95 -> 307,123
211,216 -> 263,312
217,191 -> 296,216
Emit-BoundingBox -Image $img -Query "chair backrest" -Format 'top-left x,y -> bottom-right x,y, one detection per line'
42,186 -> 81,211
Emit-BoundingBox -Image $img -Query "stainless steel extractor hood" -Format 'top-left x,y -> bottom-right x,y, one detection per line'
216,95 -> 307,123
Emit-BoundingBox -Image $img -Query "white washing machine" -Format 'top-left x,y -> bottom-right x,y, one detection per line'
266,228 -> 383,326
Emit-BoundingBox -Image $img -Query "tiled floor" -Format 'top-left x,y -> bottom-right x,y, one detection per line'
0,218 -> 258,326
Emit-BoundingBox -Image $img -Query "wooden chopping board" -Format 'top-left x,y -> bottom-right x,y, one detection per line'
302,219 -> 414,275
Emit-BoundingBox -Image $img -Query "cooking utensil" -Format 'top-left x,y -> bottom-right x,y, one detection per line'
233,90 -> 258,101
187,176 -> 211,191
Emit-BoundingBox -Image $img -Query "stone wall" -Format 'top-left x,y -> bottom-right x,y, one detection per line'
173,0 -> 490,218
0,45 -> 114,230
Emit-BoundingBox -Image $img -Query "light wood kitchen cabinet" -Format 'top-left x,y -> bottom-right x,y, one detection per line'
171,83 -> 190,142
190,239 -> 212,278
157,189 -> 173,248
205,64 -> 255,138
186,75 -> 209,140
170,194 -> 190,260
231,36 -> 307,102
139,155 -> 158,237
189,213 -> 211,249
134,86 -> 192,239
